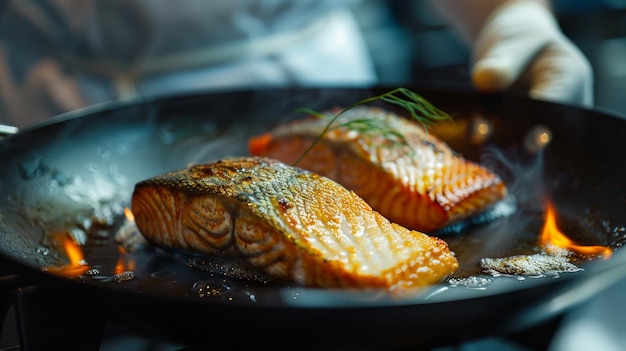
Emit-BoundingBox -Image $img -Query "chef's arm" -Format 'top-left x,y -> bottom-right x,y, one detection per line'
429,0 -> 593,107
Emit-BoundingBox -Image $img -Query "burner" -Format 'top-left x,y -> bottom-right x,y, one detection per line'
1,280 -> 103,350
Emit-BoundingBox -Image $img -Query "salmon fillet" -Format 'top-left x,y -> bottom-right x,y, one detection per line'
249,106 -> 508,233
131,156 -> 459,292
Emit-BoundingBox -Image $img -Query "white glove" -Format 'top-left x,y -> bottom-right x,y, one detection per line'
431,0 -> 593,107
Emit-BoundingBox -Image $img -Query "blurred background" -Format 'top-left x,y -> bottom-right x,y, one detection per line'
353,0 -> 626,118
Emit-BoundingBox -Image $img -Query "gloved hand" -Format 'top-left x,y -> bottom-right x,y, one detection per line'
431,0 -> 593,107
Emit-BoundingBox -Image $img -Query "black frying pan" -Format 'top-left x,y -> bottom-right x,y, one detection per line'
0,87 -> 625,349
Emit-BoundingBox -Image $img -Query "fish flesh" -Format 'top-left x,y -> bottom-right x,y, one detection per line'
131,156 -> 459,292
249,106 -> 508,232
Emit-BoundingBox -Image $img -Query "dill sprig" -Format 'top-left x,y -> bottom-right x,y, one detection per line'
293,87 -> 453,166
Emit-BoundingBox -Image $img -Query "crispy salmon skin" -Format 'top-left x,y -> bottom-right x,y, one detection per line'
131,156 -> 458,293
249,106 -> 508,232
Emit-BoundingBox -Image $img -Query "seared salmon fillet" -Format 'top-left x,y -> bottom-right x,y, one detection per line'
131,156 -> 458,292
249,106 -> 507,233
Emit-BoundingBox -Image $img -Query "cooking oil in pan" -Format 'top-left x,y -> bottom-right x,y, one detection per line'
38,199 -> 622,304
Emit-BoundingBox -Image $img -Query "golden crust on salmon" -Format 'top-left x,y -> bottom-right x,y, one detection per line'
249,106 -> 508,233
131,156 -> 459,292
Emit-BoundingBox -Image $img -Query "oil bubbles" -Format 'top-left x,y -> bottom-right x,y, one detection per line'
192,279 -> 257,303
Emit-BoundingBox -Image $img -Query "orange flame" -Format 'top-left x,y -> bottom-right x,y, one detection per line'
114,246 -> 136,274
63,235 -> 85,265
113,208 -> 137,274
540,202 -> 612,259
124,207 -> 135,221
48,235 -> 90,277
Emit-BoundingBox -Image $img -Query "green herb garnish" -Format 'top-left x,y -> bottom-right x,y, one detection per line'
293,87 -> 453,166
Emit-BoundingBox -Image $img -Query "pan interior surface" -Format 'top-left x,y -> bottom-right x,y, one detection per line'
0,87 -> 624,312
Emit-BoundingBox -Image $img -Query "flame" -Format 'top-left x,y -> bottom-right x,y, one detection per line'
112,207 -> 138,274
124,207 -> 135,221
114,246 -> 136,274
63,235 -> 84,265
540,202 -> 612,259
47,208 -> 139,278
48,234 -> 90,277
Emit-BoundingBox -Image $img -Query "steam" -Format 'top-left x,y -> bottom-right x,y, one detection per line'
156,88 -> 371,166
470,131 -> 553,256
482,144 -> 550,211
